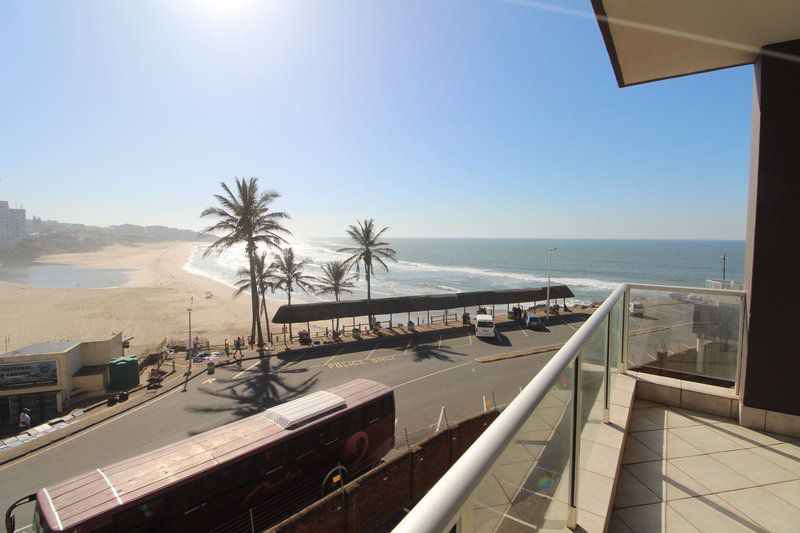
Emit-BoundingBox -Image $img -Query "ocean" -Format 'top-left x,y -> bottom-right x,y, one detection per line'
184,238 -> 745,305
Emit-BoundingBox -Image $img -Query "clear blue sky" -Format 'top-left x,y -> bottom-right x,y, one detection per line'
0,0 -> 752,239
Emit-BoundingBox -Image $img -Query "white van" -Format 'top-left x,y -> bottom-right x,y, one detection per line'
475,314 -> 496,339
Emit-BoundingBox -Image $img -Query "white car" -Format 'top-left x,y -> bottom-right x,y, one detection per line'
475,314 -> 496,338
629,302 -> 645,317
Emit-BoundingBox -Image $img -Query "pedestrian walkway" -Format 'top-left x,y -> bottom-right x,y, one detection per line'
611,399 -> 800,532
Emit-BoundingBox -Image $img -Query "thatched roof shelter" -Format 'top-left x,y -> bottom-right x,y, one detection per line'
271,285 -> 575,324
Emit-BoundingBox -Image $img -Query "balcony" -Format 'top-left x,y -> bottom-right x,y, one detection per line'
396,283 -> 800,532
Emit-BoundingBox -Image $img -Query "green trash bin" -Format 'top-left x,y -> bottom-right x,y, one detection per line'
108,355 -> 140,390
206,361 -> 215,375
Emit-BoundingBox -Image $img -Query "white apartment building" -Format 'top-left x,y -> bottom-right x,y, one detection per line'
0,200 -> 27,249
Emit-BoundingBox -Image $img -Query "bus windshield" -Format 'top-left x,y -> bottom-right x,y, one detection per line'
477,320 -> 493,328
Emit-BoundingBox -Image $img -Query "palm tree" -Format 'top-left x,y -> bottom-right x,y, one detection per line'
338,219 -> 397,322
201,177 -> 289,352
269,247 -> 315,339
314,260 -> 357,330
232,252 -> 278,344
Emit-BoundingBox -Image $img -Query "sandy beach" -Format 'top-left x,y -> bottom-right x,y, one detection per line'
0,241 -> 297,354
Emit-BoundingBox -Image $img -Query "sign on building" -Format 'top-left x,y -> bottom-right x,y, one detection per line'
0,360 -> 60,390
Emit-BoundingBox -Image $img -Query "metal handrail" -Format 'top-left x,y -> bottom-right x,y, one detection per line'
394,283 -> 628,533
626,282 -> 745,297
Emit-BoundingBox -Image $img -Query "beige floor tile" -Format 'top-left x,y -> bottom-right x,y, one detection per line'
665,505 -> 700,532
582,421 -> 625,449
670,455 -> 756,493
608,511 -> 635,533
577,468 -> 614,517
615,502 -> 665,532
708,420 -> 796,448
630,411 -> 663,432
670,425 -> 740,453
633,399 -> 661,409
750,443 -> 800,476
577,509 -> 606,533
581,441 -> 620,478
638,407 -> 669,427
613,468 -> 661,509
625,460 -> 711,501
764,480 -> 800,509
718,486 -> 800,533
622,435 -> 662,464
710,449 -> 795,485
629,430 -> 667,456
669,495 -> 764,533
665,409 -> 704,429
672,407 -> 732,425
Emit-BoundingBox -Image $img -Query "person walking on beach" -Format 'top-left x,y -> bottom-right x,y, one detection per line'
224,339 -> 230,357
19,408 -> 31,431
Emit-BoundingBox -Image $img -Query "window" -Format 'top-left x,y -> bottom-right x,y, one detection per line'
113,497 -> 166,532
320,419 -> 342,446
263,444 -> 287,475
221,456 -> 258,491
381,396 -> 394,418
290,432 -> 318,460
341,410 -> 363,435
364,402 -> 381,425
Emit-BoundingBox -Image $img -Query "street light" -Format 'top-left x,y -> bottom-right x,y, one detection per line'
721,254 -> 727,282
546,247 -> 557,318
183,307 -> 192,392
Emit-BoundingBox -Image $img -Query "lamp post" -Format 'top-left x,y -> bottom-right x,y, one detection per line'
721,254 -> 727,282
187,307 -> 193,371
546,247 -> 557,318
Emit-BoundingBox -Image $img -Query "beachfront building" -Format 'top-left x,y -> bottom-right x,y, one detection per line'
0,200 -> 27,249
395,4 -> 800,533
0,333 -> 124,428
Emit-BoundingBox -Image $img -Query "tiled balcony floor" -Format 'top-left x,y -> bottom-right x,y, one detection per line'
611,399 -> 800,532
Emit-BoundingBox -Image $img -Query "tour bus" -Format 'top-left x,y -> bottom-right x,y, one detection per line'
475,313 -> 496,339
5,379 -> 394,533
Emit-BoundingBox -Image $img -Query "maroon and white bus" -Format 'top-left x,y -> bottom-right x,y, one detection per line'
5,379 -> 394,532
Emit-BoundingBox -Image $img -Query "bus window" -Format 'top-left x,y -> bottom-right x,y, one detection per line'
263,444 -> 287,475
170,473 -> 220,516
221,455 -> 258,491
381,396 -> 394,418
342,410 -> 363,435
364,402 -> 381,425
291,432 -> 318,460
320,419 -> 342,446
113,498 -> 166,532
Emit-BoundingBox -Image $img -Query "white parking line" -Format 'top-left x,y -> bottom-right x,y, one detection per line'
560,318 -> 577,331
233,360 -> 260,379
403,339 -> 413,354
518,326 -> 529,338
435,406 -> 445,432
393,361 -> 473,389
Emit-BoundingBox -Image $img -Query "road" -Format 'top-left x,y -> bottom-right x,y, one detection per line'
0,314 -> 588,530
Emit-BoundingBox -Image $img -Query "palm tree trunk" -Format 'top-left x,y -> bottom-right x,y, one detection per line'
287,290 -> 293,339
365,263 -> 372,324
335,293 -> 340,330
247,249 -> 264,350
261,289 -> 271,343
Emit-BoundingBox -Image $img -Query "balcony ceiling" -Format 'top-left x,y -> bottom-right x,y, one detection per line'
591,0 -> 800,87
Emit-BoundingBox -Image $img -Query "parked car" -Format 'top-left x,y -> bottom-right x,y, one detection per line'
524,314 -> 546,330
629,302 -> 645,317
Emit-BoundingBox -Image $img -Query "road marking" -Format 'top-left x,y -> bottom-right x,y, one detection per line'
518,326 -> 529,338
468,330 -> 473,345
435,406 -> 445,432
14,524 -> 32,532
438,336 -> 442,349
560,318 -> 577,331
680,342 -> 691,349
202,378 -> 217,384
393,361 -> 473,389
232,360 -> 260,379
277,351 -> 306,371
403,339 -> 413,354
363,343 -> 380,361
0,387 -> 183,471
482,395 -> 487,412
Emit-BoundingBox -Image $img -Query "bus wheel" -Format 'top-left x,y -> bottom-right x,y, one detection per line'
322,465 -> 348,495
